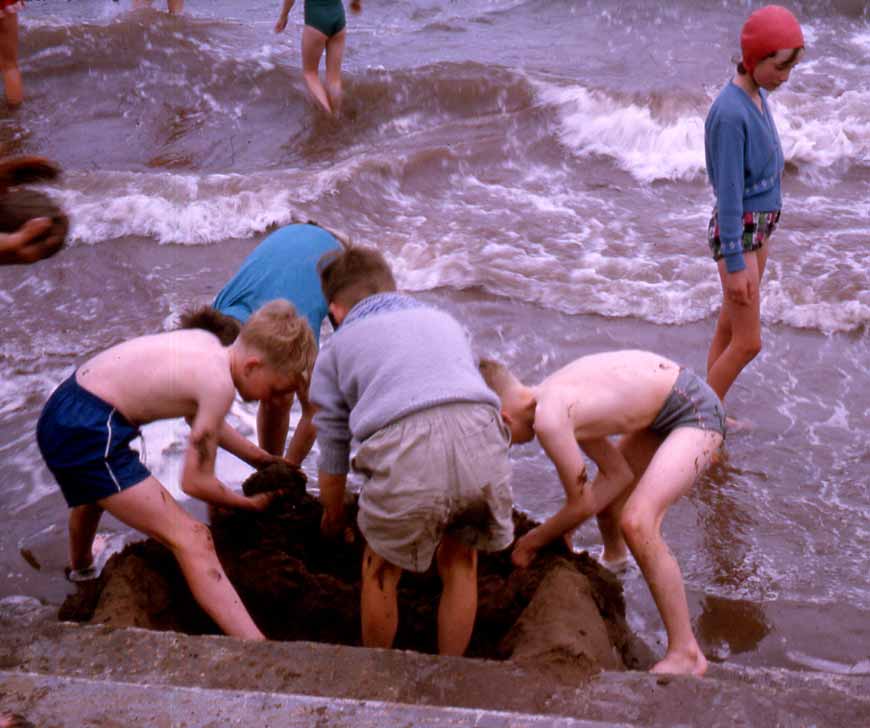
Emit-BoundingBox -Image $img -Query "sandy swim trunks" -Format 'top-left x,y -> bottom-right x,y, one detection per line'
352,402 -> 514,572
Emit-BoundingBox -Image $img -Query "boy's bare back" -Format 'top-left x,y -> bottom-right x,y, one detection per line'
535,350 -> 680,439
77,329 -> 234,426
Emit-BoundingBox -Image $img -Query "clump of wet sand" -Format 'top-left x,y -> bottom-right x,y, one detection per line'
60,464 -> 653,681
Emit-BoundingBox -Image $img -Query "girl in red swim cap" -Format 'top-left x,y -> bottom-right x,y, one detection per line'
703,5 -> 804,419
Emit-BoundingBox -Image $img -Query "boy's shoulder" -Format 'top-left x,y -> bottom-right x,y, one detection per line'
340,292 -> 450,331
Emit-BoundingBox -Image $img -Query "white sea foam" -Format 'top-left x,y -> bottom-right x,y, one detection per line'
55,163 -> 366,245
534,81 -> 706,183
535,77 -> 870,182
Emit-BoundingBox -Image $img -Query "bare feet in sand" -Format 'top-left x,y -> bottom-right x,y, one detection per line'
651,648 -> 708,677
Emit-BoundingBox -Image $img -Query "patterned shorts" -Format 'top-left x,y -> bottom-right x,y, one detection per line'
707,209 -> 780,262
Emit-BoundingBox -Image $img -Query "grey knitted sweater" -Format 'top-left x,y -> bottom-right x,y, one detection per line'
310,293 -> 500,475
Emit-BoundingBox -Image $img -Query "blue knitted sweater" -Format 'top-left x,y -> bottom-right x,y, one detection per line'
704,81 -> 784,273
310,293 -> 500,475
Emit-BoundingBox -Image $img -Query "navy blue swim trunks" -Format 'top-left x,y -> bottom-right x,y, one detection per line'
37,373 -> 151,508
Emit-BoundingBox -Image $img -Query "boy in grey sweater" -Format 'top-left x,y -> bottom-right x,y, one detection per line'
311,247 -> 514,656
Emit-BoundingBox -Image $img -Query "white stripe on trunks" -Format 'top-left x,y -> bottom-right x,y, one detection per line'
104,408 -> 122,492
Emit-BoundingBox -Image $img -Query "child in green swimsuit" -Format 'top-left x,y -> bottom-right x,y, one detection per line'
275,0 -> 362,115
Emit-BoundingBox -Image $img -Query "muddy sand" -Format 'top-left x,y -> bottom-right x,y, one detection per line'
59,463 -> 654,682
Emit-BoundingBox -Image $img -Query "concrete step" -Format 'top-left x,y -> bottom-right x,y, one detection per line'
2,597 -> 869,727
0,671 -> 621,728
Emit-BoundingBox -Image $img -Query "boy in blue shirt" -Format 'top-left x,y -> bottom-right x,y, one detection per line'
182,222 -> 343,467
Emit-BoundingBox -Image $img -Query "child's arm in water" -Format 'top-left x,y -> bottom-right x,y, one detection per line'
275,0 -> 295,33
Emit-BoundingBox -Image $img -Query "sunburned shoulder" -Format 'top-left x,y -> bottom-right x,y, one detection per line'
83,329 -> 228,385
545,350 -> 675,381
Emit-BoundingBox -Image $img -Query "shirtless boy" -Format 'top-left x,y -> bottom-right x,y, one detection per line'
181,221 -> 343,468
479,351 -> 724,675
37,300 -> 317,640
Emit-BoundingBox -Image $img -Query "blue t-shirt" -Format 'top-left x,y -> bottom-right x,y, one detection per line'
214,224 -> 340,344
704,81 -> 784,273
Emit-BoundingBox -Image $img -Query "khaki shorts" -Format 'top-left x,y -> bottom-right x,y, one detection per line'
352,402 -> 514,572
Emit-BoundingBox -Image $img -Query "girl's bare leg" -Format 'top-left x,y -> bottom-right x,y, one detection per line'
619,427 -> 722,676
324,29 -> 347,115
301,25 -> 332,113
99,476 -> 264,640
0,13 -> 22,107
706,247 -> 769,402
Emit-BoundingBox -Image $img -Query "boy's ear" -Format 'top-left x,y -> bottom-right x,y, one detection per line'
242,355 -> 264,377
328,301 -> 350,326
500,409 -> 513,429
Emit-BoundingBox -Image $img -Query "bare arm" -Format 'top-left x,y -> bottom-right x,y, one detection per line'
516,411 -> 590,559
0,218 -> 63,265
512,403 -> 634,568
575,436 -> 635,514
218,420 -> 282,470
275,0 -> 295,32
284,390 -> 317,467
182,391 -> 273,511
318,470 -> 348,539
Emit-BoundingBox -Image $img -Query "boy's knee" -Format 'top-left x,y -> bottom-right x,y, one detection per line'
619,507 -> 651,544
170,520 -> 216,556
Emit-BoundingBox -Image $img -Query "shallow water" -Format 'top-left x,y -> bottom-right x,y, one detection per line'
1,0 -> 868,675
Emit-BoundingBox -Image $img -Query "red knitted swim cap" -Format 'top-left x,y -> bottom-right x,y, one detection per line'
741,5 -> 804,74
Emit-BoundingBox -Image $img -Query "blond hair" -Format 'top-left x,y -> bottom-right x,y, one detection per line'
478,358 -> 517,401
239,300 -> 317,380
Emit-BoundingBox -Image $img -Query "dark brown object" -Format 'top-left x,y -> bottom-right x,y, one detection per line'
60,464 -> 653,676
0,188 -> 69,256
0,155 -> 60,191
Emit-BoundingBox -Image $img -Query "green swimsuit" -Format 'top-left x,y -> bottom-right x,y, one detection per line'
304,0 -> 346,37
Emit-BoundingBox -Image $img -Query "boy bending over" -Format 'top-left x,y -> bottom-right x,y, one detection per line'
479,351 -> 724,676
37,300 -> 317,640
311,247 -> 514,656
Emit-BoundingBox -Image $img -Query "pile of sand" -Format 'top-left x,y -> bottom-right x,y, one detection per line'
60,464 -> 653,681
